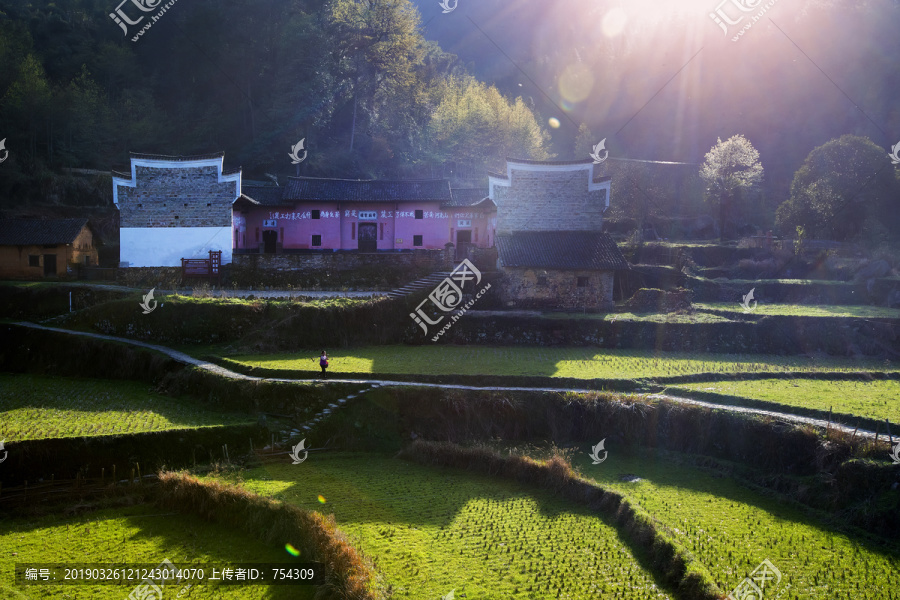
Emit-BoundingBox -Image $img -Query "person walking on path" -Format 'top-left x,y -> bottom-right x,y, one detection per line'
319,351 -> 329,379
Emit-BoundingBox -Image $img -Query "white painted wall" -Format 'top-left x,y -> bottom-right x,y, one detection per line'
120,227 -> 233,267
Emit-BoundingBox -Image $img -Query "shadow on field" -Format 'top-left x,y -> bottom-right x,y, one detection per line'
247,453 -> 681,599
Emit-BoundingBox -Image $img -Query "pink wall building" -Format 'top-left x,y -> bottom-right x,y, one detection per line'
233,177 -> 495,257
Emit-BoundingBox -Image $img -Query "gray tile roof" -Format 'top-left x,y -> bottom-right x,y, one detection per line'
240,186 -> 286,206
496,231 -> 628,270
0,218 -> 89,246
130,151 -> 226,161
283,177 -> 452,203
445,189 -> 490,207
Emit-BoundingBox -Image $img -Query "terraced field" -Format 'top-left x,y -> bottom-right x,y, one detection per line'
212,454 -> 671,600
0,373 -> 254,440
212,450 -> 900,600
220,345 -> 897,380
500,444 -> 900,599
671,378 -> 900,424
0,502 -> 309,599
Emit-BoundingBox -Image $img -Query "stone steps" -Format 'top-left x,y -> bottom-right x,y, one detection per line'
278,383 -> 382,448
384,272 -> 454,299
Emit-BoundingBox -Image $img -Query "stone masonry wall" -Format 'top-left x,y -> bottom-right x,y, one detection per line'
117,165 -> 235,228
494,168 -> 607,233
499,268 -> 614,310
233,248 -> 455,273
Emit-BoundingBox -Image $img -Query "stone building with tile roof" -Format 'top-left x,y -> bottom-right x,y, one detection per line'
0,218 -> 97,278
112,152 -> 240,267
232,178 -> 495,258
490,158 -> 628,310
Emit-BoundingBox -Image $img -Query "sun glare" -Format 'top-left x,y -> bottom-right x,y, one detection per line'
602,8 -> 628,38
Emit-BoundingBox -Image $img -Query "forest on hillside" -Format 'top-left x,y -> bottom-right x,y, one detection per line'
0,0 -> 898,242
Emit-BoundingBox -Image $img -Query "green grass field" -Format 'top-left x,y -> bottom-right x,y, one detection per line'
219,345 -> 897,380
214,451 -> 900,599
541,311 -> 733,323
0,374 -> 254,441
0,502 -> 312,599
212,454 -> 671,600
696,303 -> 900,319
669,378 -> 900,423
566,449 -> 900,599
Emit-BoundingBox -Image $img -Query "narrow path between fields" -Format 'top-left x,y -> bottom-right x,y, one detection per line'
14,321 -> 886,441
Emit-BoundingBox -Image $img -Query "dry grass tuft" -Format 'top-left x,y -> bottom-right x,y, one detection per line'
155,471 -> 385,600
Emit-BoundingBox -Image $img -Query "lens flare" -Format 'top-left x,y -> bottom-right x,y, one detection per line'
285,543 -> 300,557
548,117 -> 561,129
558,63 -> 594,104
317,495 -> 327,504
602,8 -> 628,37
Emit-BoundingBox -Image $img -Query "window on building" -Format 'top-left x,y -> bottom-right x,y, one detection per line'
312,210 -> 321,219
137,204 -> 142,208
415,209 -> 424,220
28,255 -> 40,267
413,235 -> 423,247
577,276 -> 589,288
379,223 -> 384,240
537,275 -> 548,286
207,203 -> 211,207
184,203 -> 188,207
174,215 -> 179,219
312,234 -> 322,247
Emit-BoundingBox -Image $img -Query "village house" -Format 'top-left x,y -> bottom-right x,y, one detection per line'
233,177 -> 495,260
0,218 -> 98,279
112,152 -> 240,267
108,152 -> 625,309
491,158 -> 628,310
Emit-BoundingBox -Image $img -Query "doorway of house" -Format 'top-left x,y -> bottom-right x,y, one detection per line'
43,254 -> 57,276
262,230 -> 277,254
455,230 -> 472,261
358,223 -> 377,252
